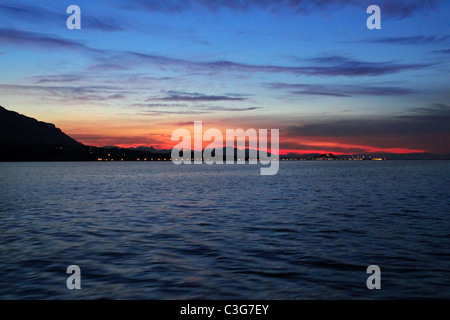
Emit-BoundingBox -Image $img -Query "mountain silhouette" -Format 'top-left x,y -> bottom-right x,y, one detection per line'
103,145 -> 172,154
0,106 -> 83,147
0,106 -> 171,161
1,106 -> 447,161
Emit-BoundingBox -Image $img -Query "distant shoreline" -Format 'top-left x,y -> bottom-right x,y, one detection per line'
1,159 -> 449,163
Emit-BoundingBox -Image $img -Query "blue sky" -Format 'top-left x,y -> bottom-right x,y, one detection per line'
0,0 -> 449,153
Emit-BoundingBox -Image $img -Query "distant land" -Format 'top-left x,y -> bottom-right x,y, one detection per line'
0,106 -> 168,161
103,145 -> 172,154
0,106 -> 449,161
281,152 -> 450,161
0,106 -> 82,148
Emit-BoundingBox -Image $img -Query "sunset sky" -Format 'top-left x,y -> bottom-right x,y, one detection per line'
0,0 -> 449,154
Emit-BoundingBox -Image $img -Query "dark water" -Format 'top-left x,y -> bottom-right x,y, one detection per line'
0,161 -> 449,299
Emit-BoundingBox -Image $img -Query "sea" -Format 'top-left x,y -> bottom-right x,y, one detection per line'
0,161 -> 449,299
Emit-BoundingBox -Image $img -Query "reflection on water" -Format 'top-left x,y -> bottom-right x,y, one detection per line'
0,161 -> 449,299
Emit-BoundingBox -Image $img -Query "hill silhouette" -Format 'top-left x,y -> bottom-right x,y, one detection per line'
1,106 -> 447,161
0,106 -> 170,161
0,106 -> 83,147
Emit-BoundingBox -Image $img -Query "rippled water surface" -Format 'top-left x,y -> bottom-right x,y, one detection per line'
0,161 -> 449,299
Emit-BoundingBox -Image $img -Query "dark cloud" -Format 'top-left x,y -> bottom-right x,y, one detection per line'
83,17 -> 125,32
284,104 -> 450,153
72,133 -> 168,147
0,28 -> 91,51
405,103 -> 450,117
287,104 -> 450,137
203,59 -> 420,76
433,48 -> 450,54
149,91 -> 247,102
198,106 -> 259,111
0,29 -> 429,77
137,110 -> 207,115
0,84 -> 128,102
266,82 -> 414,97
309,55 -> 355,64
0,4 -> 55,20
0,3 -> 211,43
118,51 -> 430,77
304,55 -> 431,77
370,35 -> 449,45
124,75 -> 176,83
280,141 -> 369,154
120,51 -> 187,67
133,103 -> 187,108
376,0 -> 443,17
0,4 -> 124,32
131,102 -> 260,115
27,74 -> 86,84
88,63 -> 131,72
127,0 -> 443,17
164,121 -> 198,127
133,91 -> 259,115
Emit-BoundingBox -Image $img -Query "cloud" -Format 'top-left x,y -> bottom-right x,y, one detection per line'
0,4 -> 55,21
266,82 -> 415,97
0,28 -> 94,52
148,91 -> 247,102
72,133 -> 169,147
0,28 -> 431,78
124,75 -> 176,83
0,84 -> 129,103
305,55 -> 432,76
83,17 -> 125,32
202,58 -> 428,77
0,3 -> 212,45
114,51 -> 430,77
280,141 -> 370,154
370,35 -> 449,45
124,0 -> 443,18
136,110 -> 207,115
163,121 -> 199,127
131,102 -> 260,115
433,48 -> 450,54
0,4 -> 124,32
88,63 -> 131,72
27,74 -> 86,84
133,103 -> 187,108
284,104 -> 450,153
287,104 -> 450,137
129,90 -> 258,115
406,103 -> 450,116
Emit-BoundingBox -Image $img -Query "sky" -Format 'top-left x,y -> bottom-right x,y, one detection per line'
0,0 -> 449,155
